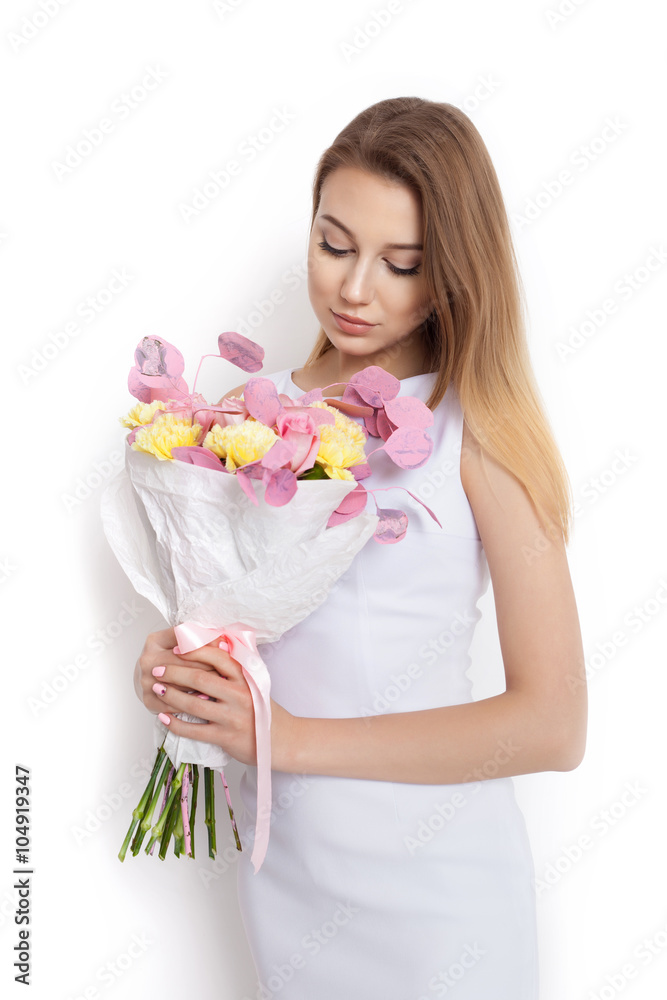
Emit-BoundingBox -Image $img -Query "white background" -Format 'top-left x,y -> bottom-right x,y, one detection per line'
3,1 -> 666,998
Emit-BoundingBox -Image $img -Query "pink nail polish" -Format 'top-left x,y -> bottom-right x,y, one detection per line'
152,683 -> 166,696
152,666 -> 166,677
158,712 -> 170,725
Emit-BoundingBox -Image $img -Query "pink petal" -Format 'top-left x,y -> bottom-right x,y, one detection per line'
128,367 -> 189,403
217,331 -> 265,372
260,438 -> 297,471
379,426 -> 434,469
293,437 -> 321,476
215,397 -> 249,414
339,385 -> 367,406
348,366 -> 400,404
278,406 -> 334,430
171,446 -> 225,471
243,377 -> 285,426
235,458 -> 267,480
383,395 -> 434,429
274,430 -> 315,475
344,382 -> 384,408
265,467 -> 297,506
326,483 -> 368,526
364,409 -> 379,438
348,462 -> 371,480
134,336 -> 185,379
304,408 -> 336,429
375,407 -> 394,442
236,469 -> 259,505
294,387 -> 325,405
373,508 -> 408,544
127,366 -> 153,402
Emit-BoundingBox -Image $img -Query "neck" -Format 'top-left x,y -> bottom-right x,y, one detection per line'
322,345 -> 431,385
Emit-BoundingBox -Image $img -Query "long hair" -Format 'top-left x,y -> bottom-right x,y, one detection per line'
303,97 -> 573,543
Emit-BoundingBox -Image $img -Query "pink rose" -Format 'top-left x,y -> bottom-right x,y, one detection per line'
275,408 -> 324,476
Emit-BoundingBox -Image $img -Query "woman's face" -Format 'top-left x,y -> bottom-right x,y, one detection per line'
307,166 -> 432,370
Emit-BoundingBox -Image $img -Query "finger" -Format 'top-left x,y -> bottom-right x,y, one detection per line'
146,628 -> 178,653
176,643 -> 243,679
156,711 -> 224,746
151,681 -> 228,720
140,644 -> 217,681
150,664 -> 232,699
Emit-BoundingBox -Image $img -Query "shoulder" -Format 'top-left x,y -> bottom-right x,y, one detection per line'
459,416 -> 558,550
216,381 -> 247,404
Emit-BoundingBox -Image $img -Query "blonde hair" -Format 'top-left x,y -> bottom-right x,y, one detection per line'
303,97 -> 573,543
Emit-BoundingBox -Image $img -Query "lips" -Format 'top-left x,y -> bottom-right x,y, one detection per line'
331,310 -> 377,334
334,311 -> 374,326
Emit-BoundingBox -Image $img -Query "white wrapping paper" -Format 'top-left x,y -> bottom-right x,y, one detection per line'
100,442 -> 379,771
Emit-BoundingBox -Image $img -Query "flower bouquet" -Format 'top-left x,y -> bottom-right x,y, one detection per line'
101,331 -> 442,873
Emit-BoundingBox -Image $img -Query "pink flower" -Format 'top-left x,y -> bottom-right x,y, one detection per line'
206,394 -> 252,429
275,408 -> 322,476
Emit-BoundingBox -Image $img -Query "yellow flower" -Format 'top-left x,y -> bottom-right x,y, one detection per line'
203,420 -> 278,471
309,402 -> 367,480
131,412 -> 202,461
120,400 -> 167,428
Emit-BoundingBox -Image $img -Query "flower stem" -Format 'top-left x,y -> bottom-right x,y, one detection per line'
189,765 -> 199,861
145,762 -> 187,854
130,756 -> 172,856
220,768 -> 242,852
204,766 -> 217,859
118,745 -> 166,862
180,765 -> 192,857
173,798 -> 184,857
158,787 -> 182,860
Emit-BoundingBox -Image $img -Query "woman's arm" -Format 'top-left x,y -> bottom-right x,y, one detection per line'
149,420 -> 587,784
279,420 -> 588,784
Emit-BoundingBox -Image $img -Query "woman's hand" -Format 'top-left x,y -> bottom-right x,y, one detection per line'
134,628 -> 212,715
134,628 -> 298,769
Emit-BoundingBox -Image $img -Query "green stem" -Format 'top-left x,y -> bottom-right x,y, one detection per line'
173,802 -> 184,857
131,756 -> 173,855
204,767 -> 217,859
158,788 -> 182,860
221,769 -> 243,853
145,762 -> 187,854
189,765 -> 199,860
118,746 -> 166,862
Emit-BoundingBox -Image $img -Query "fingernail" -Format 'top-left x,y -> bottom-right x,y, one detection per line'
152,666 -> 166,677
152,683 -> 166,696
158,712 -> 170,725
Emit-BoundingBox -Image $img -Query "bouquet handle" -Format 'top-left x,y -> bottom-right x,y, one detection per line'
173,621 -> 272,874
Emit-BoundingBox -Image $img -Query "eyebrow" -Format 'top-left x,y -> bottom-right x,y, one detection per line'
319,213 -> 423,251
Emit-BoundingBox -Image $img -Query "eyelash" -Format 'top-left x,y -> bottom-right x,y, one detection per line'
317,238 -> 421,277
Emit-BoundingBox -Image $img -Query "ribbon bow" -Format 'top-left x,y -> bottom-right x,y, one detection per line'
173,620 -> 272,874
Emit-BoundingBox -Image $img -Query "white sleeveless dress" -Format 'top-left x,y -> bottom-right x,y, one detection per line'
235,368 -> 539,999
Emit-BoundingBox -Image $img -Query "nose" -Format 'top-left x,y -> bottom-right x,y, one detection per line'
339,256 -> 375,306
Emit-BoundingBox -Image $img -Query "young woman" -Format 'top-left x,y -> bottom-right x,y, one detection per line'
136,97 -> 587,998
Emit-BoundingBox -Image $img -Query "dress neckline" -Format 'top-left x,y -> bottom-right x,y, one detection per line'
287,368 -> 437,396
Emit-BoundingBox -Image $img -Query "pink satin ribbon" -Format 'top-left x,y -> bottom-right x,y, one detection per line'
173,620 -> 272,875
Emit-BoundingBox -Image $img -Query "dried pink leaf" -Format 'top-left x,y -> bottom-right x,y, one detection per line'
217,331 -> 265,372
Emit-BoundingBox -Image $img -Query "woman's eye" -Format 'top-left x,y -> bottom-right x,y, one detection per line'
317,237 -> 421,277
317,237 -> 348,257
388,261 -> 422,277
